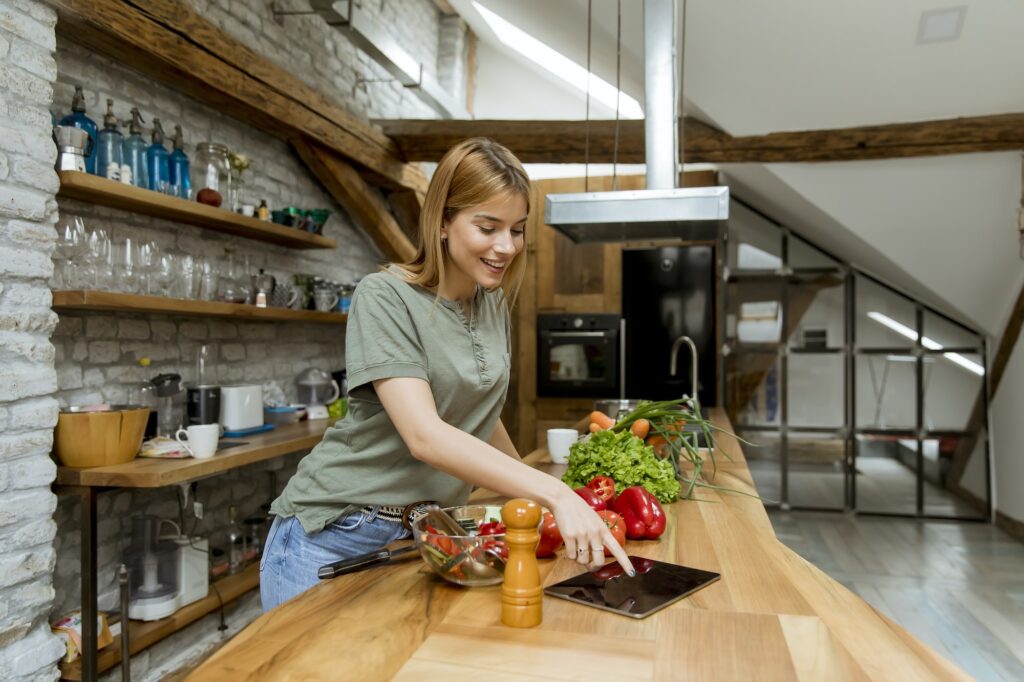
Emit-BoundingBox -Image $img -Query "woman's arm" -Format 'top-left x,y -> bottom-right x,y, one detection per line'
488,418 -> 520,460
375,376 -> 634,575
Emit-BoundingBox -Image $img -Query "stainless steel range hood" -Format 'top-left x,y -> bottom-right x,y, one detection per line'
544,0 -> 728,243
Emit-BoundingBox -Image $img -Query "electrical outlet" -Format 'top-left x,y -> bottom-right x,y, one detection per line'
194,501 -> 204,520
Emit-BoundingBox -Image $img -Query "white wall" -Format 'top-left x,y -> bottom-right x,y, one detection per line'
990,334 -> 1024,521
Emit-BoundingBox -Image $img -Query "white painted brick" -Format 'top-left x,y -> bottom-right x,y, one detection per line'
0,309 -> 55,334
84,316 -> 116,338
9,397 -> 57,431
70,339 -> 86,361
87,341 -> 119,364
0,61 -> 51,105
0,364 -> 56,402
9,35 -> 56,81
0,487 -> 55,530
0,151 -> 7,181
121,341 -> 179,363
52,315 -> 81,338
0,29 -> 9,58
0,280 -> 53,308
0,331 -> 53,363
10,154 -> 57,194
0,245 -> 50,278
0,184 -> 48,221
149,320 -> 176,342
103,365 -> 146,384
0,6 -> 56,52
0,515 -> 55,549
2,218 -> 55,249
0,623 -> 64,678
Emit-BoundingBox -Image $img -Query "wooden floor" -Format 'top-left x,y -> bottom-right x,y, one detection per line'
769,509 -> 1024,682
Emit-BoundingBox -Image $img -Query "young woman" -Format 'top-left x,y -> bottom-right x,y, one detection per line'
260,138 -> 633,611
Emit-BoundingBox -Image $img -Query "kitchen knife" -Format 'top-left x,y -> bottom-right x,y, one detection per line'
317,544 -> 417,579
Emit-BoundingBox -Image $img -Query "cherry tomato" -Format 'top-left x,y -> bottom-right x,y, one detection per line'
536,511 -> 563,558
477,521 -> 506,536
596,509 -> 626,557
586,475 -> 616,503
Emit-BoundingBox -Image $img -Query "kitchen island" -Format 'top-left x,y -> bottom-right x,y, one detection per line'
187,409 -> 970,681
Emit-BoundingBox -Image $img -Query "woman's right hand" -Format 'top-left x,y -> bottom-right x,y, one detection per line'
549,488 -> 635,576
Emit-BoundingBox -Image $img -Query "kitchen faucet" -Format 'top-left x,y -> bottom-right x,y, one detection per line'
669,335 -> 699,400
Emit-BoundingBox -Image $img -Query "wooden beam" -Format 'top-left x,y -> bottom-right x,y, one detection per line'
465,31 -> 477,115
432,0 -> 457,15
52,0 -> 426,194
375,115 -> 1024,164
387,190 -> 423,244
989,280 -> 1024,398
294,139 -> 416,263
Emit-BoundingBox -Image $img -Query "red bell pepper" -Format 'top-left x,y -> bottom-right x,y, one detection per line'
612,486 -> 666,540
573,486 -> 607,511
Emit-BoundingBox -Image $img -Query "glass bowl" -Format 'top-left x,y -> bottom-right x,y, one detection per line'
411,504 -> 510,587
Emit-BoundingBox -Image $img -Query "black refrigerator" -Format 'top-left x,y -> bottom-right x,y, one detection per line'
622,246 -> 717,406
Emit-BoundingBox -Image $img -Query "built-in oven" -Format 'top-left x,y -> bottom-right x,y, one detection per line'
537,313 -> 620,398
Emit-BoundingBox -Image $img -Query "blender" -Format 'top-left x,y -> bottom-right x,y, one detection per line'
295,368 -> 340,420
187,344 -> 220,426
124,516 -> 208,621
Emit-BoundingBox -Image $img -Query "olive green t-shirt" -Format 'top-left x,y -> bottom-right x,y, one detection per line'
271,268 -> 512,533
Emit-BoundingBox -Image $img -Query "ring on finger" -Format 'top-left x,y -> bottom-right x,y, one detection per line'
576,547 -> 588,555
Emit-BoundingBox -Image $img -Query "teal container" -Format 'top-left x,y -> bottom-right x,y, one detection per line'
146,118 -> 171,193
59,86 -> 97,175
94,99 -> 123,180
169,125 -> 191,200
122,107 -> 149,189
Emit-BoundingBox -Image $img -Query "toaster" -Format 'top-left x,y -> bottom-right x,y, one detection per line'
219,385 -> 263,431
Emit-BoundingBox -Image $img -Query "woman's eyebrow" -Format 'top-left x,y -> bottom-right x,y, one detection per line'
473,213 -> 529,225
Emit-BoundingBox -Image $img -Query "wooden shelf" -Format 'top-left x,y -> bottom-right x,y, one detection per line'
57,171 -> 336,251
51,290 -> 347,325
56,418 -> 336,488
59,563 -> 260,680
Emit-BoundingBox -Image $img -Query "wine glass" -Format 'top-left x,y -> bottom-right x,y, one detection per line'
151,252 -> 178,298
54,214 -> 87,289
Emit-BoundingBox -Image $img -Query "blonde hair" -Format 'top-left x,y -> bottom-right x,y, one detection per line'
391,138 -> 531,309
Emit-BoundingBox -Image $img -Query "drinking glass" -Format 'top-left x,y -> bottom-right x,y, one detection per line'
54,214 -> 87,289
198,256 -> 219,301
152,252 -> 178,298
112,237 -> 142,294
85,225 -> 112,291
137,239 -> 158,295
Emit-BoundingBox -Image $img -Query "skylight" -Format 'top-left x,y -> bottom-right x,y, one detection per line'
473,2 -> 643,119
867,311 -> 984,376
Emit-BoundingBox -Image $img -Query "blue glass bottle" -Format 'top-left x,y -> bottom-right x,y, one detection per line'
169,125 -> 191,200
122,107 -> 149,189
94,99 -> 124,180
59,86 -> 97,175
146,118 -> 171,194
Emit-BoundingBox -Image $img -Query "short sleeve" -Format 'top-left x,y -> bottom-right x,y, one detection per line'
345,275 -> 429,395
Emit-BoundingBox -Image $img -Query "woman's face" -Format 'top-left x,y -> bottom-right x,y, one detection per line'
442,192 -> 527,294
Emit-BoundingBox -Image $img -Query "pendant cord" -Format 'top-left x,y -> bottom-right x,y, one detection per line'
584,0 -> 592,193
612,0 -> 622,191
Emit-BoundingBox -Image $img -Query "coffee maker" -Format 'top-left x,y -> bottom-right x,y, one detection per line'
251,269 -> 274,309
187,344 -> 220,426
53,125 -> 92,172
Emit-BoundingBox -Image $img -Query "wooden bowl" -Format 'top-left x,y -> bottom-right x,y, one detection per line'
54,405 -> 150,468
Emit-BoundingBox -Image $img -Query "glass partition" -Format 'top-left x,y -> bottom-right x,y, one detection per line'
787,431 -> 845,510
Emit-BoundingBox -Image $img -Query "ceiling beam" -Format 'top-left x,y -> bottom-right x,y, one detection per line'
52,0 -> 427,194
375,115 -> 1024,164
294,139 -> 416,263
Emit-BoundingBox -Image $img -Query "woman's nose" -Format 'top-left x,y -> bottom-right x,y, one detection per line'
494,231 -> 516,254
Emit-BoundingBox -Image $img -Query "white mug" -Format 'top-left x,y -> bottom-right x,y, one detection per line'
547,428 -> 578,464
175,424 -> 220,459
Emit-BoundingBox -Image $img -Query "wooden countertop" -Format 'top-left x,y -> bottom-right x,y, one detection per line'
187,409 -> 970,681
56,419 -> 336,488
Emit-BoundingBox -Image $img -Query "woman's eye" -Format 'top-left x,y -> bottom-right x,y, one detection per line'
476,225 -> 495,234
512,229 -> 525,237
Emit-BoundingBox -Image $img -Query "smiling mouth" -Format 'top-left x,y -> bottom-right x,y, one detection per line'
481,258 -> 507,273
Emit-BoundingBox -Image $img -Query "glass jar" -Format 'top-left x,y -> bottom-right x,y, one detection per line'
191,143 -> 231,208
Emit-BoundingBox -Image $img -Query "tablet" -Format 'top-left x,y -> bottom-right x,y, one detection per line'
543,556 -> 720,619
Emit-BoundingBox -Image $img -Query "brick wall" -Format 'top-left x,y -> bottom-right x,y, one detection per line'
0,0 -> 67,679
0,0 -> 465,679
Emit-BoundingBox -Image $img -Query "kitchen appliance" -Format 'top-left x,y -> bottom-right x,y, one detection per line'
58,85 -> 97,174
543,0 -> 728,243
536,314 -> 619,398
296,368 -> 340,420
251,269 -> 275,308
124,516 -> 208,621
219,384 -> 263,431
151,373 -> 185,437
53,125 -> 91,172
187,343 -> 220,425
622,246 -> 717,406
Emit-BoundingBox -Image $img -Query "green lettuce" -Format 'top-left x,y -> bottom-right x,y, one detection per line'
561,430 -> 680,504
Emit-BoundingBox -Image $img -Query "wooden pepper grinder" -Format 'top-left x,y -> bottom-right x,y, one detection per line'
501,498 -> 542,628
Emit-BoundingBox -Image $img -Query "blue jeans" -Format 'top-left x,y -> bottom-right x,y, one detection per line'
260,507 -> 411,611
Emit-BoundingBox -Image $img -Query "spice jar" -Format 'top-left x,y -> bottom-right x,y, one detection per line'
191,143 -> 232,208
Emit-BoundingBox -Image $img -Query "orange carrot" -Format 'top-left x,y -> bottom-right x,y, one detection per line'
630,418 -> 650,440
589,411 -> 615,430
589,422 -> 601,433
646,434 -> 668,457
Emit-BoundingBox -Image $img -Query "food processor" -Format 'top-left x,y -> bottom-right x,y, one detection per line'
124,516 -> 208,621
295,368 -> 340,420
